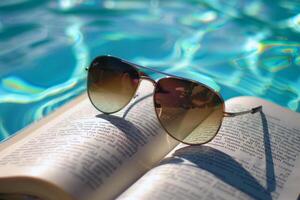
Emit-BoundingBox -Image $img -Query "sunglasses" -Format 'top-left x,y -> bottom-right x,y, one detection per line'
87,55 -> 262,145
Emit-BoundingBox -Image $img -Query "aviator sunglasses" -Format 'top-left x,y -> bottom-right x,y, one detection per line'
87,55 -> 262,145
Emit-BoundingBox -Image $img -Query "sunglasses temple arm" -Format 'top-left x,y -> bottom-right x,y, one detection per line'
223,105 -> 262,117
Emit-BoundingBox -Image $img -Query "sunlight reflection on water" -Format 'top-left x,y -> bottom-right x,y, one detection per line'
0,0 -> 299,140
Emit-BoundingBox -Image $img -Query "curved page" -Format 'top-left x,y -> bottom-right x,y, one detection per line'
117,96 -> 300,200
0,80 -> 179,200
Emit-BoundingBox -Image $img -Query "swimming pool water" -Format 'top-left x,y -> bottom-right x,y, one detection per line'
0,0 -> 300,141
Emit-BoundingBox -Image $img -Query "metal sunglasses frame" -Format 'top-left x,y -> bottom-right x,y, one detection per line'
86,55 -> 262,145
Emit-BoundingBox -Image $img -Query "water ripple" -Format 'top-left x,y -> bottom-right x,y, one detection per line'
1,0 -> 300,140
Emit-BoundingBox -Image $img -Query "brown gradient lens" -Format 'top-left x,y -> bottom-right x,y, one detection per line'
87,56 -> 140,113
154,77 -> 224,145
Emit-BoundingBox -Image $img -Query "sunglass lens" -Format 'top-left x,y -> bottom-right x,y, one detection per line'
154,77 -> 224,145
87,56 -> 140,113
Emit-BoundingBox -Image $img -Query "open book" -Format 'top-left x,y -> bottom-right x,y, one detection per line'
0,81 -> 299,200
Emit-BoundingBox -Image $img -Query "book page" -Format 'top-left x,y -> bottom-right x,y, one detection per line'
0,80 -> 179,200
117,96 -> 300,200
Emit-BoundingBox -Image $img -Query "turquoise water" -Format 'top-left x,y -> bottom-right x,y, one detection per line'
0,0 -> 299,141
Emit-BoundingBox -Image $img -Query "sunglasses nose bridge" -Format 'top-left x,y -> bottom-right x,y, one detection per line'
139,75 -> 157,86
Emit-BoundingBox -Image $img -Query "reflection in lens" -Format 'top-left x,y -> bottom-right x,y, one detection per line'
87,56 -> 140,113
154,77 -> 224,145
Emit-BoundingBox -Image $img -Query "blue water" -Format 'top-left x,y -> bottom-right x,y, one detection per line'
0,0 -> 299,141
